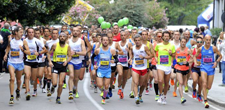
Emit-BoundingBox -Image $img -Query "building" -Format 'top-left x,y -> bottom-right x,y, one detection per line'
214,0 -> 225,30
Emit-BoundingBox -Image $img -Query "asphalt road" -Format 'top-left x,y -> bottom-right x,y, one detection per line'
0,72 -> 224,110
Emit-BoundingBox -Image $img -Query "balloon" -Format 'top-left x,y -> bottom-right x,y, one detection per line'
127,25 -> 133,29
123,17 -> 129,25
106,22 -> 111,28
98,17 -> 104,24
101,21 -> 107,29
118,19 -> 124,27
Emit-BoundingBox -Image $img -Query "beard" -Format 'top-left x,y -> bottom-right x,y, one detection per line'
60,40 -> 66,44
102,43 -> 108,47
73,35 -> 77,38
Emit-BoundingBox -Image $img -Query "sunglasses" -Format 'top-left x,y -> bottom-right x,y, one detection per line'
157,36 -> 162,37
142,34 -> 148,35
197,41 -> 203,43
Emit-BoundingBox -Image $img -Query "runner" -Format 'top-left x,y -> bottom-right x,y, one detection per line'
155,31 -> 175,105
46,29 -> 59,96
192,36 -> 203,102
170,31 -> 180,97
194,35 -> 222,108
117,31 -> 132,99
91,34 -> 118,104
34,28 -> 47,96
129,34 -> 152,104
68,27 -> 86,100
4,27 -> 30,104
48,32 -> 71,104
24,28 -> 46,100
174,38 -> 192,104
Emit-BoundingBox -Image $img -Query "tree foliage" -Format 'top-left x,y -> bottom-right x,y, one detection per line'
157,0 -> 213,25
0,0 -> 75,26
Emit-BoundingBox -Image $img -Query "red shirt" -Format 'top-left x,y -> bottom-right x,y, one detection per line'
113,33 -> 121,42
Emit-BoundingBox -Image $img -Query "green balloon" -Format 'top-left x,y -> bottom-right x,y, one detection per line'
98,17 -> 104,24
123,17 -> 129,25
127,25 -> 133,29
106,22 -> 111,28
101,21 -> 107,29
118,19 -> 124,27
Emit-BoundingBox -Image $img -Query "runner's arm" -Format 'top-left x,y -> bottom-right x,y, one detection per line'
67,46 -> 72,63
47,44 -> 56,63
111,49 -> 119,63
91,49 -> 100,66
23,40 -> 31,55
194,48 -> 201,65
84,36 -> 92,53
116,43 -> 124,55
76,40 -> 86,56
144,46 -> 153,59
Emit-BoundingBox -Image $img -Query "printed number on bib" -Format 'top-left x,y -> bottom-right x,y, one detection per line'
160,55 -> 169,64
119,56 -> 127,63
11,49 -> 20,58
56,55 -> 66,62
72,54 -> 79,59
203,55 -> 213,64
135,58 -> 144,67
28,53 -> 37,61
177,56 -> 186,65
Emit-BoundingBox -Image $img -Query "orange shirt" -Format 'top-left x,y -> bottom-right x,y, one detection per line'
151,41 -> 158,65
174,47 -> 189,71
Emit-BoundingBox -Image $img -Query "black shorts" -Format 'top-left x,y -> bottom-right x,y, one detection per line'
192,67 -> 201,77
176,69 -> 189,75
52,62 -> 67,74
123,67 -> 129,70
150,65 -> 157,71
38,62 -> 46,67
45,59 -> 49,67
111,66 -> 117,73
24,61 -> 38,68
81,60 -> 88,68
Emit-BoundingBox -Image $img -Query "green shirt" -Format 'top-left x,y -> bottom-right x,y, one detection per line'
155,42 -> 175,66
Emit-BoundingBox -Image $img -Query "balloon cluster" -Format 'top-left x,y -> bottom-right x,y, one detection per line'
98,17 -> 133,29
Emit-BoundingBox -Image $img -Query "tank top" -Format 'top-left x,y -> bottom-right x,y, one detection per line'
37,38 -> 45,63
132,44 -> 147,70
186,38 -> 192,49
8,39 -> 24,63
201,46 -> 214,71
53,43 -> 68,64
118,40 -> 129,67
46,39 -> 59,61
69,38 -> 82,64
97,47 -> 112,71
151,42 -> 158,65
91,43 -> 98,65
25,38 -> 40,62
174,47 -> 189,71
193,48 -> 201,68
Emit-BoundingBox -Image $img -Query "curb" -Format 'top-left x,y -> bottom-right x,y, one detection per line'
187,82 -> 225,108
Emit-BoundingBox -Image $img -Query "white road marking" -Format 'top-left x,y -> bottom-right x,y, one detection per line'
83,73 -> 104,110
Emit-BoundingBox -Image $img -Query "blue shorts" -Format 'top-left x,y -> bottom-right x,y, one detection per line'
97,70 -> 111,78
7,62 -> 24,71
68,62 -> 82,70
200,68 -> 215,76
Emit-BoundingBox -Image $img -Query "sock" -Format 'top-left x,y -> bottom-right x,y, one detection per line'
54,85 -> 57,88
193,89 -> 196,92
204,100 -> 207,102
47,79 -> 51,89
118,86 -> 122,89
43,77 -> 47,89
34,89 -> 37,92
73,86 -> 77,90
57,96 -> 60,99
154,83 -> 159,95
11,95 -> 13,97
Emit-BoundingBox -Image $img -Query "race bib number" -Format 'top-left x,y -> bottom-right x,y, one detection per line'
177,56 -> 186,65
135,58 -> 144,67
203,55 -> 213,64
160,55 -> 169,64
72,54 -> 79,59
10,49 -> 20,58
56,55 -> 66,62
100,60 -> 109,65
28,53 -> 37,61
119,56 -> 128,63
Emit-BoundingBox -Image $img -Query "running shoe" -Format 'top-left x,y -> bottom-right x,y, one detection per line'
120,92 -> 124,99
112,84 -> 115,89
185,86 -> 188,92
75,92 -> 79,98
37,78 -> 40,84
139,97 -> 143,103
32,91 -> 37,97
47,89 -> 51,97
9,97 -> 14,104
101,99 -> 105,104
192,90 -> 197,98
16,89 -> 20,100
145,89 -> 149,95
155,95 -> 159,101
118,89 -> 122,95
68,92 -> 73,100
157,95 -> 162,104
42,88 -> 47,93
106,93 -> 109,99
100,91 -> 103,97
197,95 -> 203,102
94,86 -> 98,93
129,91 -> 134,98
22,83 -> 26,89
181,97 -> 186,104
135,97 -> 140,104
171,79 -> 174,86
162,97 -> 167,105
205,101 -> 209,108
173,92 -> 177,97
149,83 -> 153,91
26,93 -> 31,101
108,88 -> 112,97
56,99 -> 61,104
51,87 -> 55,94
63,84 -> 67,89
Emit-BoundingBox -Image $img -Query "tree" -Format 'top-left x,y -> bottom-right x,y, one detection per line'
0,0 -> 75,26
157,0 -> 213,25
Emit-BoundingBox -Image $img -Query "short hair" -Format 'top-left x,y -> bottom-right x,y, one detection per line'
34,28 -> 40,32
196,36 -> 203,40
12,26 -> 23,35
44,27 -> 50,32
133,34 -> 141,40
180,38 -> 187,42
52,28 -> 59,33
4,23 -> 10,29
162,31 -> 171,38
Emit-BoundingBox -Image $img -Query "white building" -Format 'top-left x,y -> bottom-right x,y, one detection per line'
214,0 -> 225,30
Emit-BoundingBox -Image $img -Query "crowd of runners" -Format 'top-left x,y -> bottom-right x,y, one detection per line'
1,22 -> 223,109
